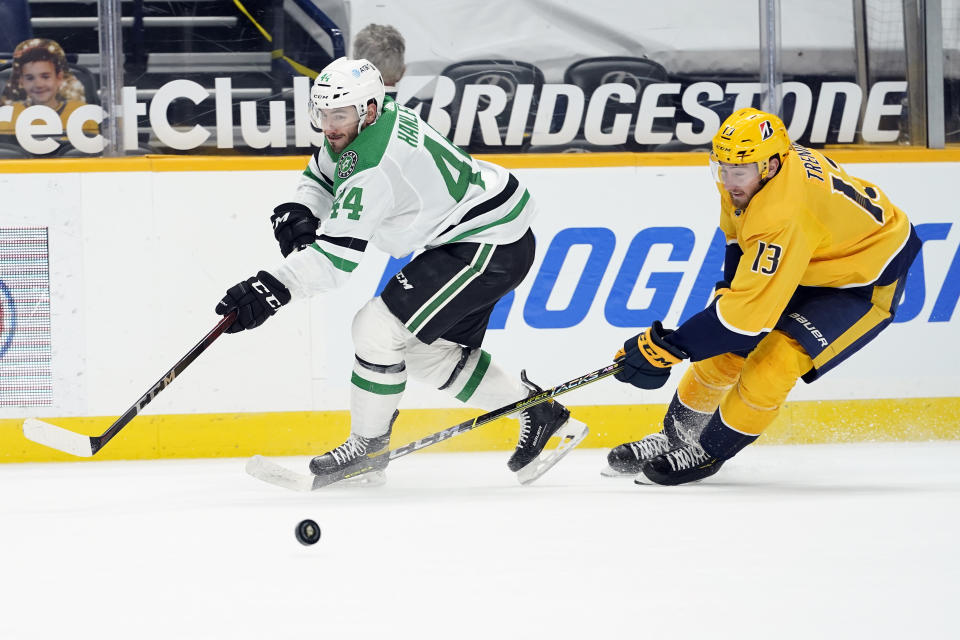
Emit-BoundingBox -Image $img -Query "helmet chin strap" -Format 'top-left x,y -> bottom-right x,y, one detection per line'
759,153 -> 782,183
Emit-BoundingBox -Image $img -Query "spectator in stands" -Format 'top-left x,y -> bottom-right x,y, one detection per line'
0,38 -> 94,138
352,24 -> 405,92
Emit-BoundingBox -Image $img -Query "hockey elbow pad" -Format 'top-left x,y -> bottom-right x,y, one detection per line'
271,202 -> 319,257
614,321 -> 688,390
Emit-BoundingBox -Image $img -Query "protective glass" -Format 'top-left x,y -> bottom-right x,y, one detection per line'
313,105 -> 360,132
709,159 -> 760,188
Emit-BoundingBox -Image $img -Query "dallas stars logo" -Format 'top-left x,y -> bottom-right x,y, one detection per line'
337,150 -> 359,179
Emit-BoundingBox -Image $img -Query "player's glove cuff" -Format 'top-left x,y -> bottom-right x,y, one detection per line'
271,202 -> 319,257
613,321 -> 688,389
710,280 -> 731,305
215,270 -> 292,333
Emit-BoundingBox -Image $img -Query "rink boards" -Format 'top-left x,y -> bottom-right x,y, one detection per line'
1,150 -> 958,461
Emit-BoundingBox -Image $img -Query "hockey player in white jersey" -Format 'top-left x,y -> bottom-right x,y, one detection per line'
214,57 -> 586,484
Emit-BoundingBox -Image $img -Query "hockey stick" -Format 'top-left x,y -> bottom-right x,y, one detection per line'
22,311 -> 238,457
245,361 -> 625,492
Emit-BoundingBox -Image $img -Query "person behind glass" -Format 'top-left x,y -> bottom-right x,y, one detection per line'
352,24 -> 406,95
0,38 -> 95,137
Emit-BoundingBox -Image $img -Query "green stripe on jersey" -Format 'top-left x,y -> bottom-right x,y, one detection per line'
331,97 -> 400,193
446,189 -> 530,244
455,350 -> 491,402
303,165 -> 333,195
406,244 -> 493,333
351,372 -> 406,395
310,243 -> 359,272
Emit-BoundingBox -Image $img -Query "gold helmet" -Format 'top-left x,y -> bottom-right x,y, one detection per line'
711,108 -> 790,180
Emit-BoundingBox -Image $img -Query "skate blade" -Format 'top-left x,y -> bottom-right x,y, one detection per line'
337,470 -> 386,487
600,465 -> 637,478
633,472 -> 712,487
516,418 -> 588,485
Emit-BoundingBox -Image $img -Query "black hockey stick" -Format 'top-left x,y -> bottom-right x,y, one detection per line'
22,311 -> 238,457
245,361 -> 625,492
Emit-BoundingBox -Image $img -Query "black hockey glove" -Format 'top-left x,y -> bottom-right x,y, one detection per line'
271,202 -> 319,257
215,270 -> 291,333
613,321 -> 688,390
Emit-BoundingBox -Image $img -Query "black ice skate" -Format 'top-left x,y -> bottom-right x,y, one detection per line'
604,392 -> 712,477
637,442 -> 724,486
508,370 -> 588,484
602,432 -> 671,477
308,411 -> 397,486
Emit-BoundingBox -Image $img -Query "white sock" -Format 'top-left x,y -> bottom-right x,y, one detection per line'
349,358 -> 405,438
405,338 -> 526,410
351,297 -> 408,438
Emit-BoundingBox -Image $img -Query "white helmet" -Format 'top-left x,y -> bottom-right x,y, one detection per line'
309,57 -> 385,134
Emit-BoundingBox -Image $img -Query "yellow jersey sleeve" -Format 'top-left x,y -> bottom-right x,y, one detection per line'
717,214 -> 819,334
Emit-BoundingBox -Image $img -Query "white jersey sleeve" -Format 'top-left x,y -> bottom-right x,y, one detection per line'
290,152 -> 336,221
274,166 -> 394,299
273,96 -> 536,300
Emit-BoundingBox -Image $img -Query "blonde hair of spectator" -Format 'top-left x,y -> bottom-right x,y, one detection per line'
0,38 -> 87,106
352,24 -> 406,87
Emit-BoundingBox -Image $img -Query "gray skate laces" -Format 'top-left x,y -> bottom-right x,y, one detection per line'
331,435 -> 367,465
629,433 -> 668,460
516,411 -> 533,446
664,443 -> 709,471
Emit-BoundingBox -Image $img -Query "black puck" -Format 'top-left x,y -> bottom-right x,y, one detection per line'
295,519 -> 321,546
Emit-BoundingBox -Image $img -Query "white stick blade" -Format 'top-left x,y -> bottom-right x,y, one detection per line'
22,418 -> 95,457
245,455 -> 316,492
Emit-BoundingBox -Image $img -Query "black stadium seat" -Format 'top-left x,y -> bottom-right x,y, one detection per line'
558,55 -> 673,152
563,55 -> 670,99
439,59 -> 545,152
0,0 -> 32,57
0,142 -> 29,159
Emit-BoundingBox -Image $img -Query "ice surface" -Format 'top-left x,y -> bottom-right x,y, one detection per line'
2,442 -> 958,639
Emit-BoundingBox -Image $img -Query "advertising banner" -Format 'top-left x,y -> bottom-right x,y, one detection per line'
0,158 -> 957,420
2,0 -> 958,156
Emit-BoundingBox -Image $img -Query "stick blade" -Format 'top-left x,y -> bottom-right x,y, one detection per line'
22,418 -> 96,457
245,455 -> 318,492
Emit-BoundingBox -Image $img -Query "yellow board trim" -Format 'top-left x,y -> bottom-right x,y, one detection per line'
2,397 -> 958,463
2,147 -> 960,175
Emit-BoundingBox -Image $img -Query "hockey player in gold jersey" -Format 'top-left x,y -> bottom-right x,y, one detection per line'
607,107 -> 921,485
